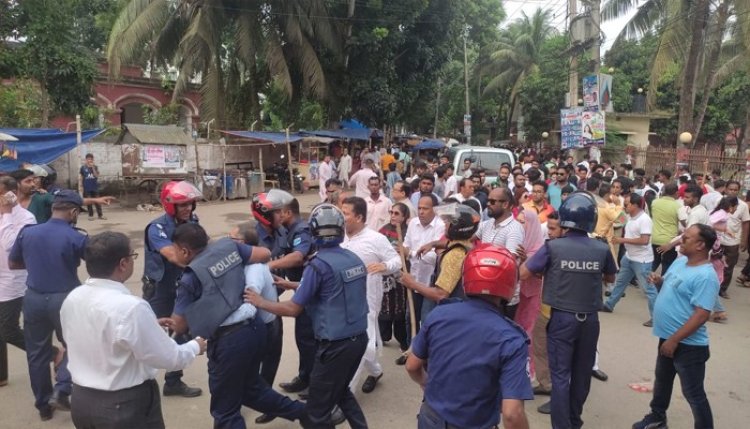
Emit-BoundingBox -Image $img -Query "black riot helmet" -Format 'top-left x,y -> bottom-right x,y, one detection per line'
559,191 -> 598,233
309,203 -> 345,247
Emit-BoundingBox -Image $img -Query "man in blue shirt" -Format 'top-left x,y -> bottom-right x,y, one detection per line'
633,224 -> 718,429
80,153 -> 105,220
406,245 -> 532,429
9,190 -> 87,421
246,204 -> 369,429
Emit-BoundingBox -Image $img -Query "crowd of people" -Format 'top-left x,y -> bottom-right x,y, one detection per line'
0,143 -> 739,429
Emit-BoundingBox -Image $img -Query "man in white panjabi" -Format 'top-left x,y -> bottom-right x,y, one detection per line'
340,196 -> 401,394
318,155 -> 333,202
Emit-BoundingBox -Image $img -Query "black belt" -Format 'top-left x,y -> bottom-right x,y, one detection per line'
214,318 -> 253,339
73,378 -> 156,394
316,332 -> 367,343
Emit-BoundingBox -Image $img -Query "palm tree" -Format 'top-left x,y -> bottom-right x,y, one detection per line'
480,9 -> 556,131
106,0 -> 340,128
602,0 -> 750,146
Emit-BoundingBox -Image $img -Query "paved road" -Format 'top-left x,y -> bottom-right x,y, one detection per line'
2,191 -> 749,428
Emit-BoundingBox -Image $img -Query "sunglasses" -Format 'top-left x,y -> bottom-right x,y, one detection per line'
389,210 -> 404,216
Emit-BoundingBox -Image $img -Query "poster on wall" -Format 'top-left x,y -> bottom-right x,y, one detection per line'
561,108 -> 584,149
163,146 -> 183,168
582,75 -> 599,111
143,146 -> 166,167
599,73 -> 614,112
581,110 -> 606,146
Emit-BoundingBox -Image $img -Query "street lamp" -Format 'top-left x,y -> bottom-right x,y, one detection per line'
578,98 -> 584,105
608,67 -> 615,73
637,87 -> 644,93
679,132 -> 692,145
542,132 -> 549,139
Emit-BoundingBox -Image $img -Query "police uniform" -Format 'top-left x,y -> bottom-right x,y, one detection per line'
255,221 -> 287,387
411,298 -> 533,429
284,218 -> 317,389
291,246 -> 369,428
525,230 -> 616,429
142,212 -> 198,388
174,237 -> 305,428
9,209 -> 87,415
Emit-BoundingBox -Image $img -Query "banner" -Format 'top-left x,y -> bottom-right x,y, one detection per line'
599,73 -> 614,112
561,108 -> 584,149
581,111 -> 606,146
582,75 -> 599,111
142,145 -> 184,168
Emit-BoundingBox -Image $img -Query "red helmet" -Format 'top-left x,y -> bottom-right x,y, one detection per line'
160,181 -> 202,217
252,189 -> 294,227
463,243 -> 518,301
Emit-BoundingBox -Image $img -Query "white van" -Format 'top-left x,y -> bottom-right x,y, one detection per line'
446,145 -> 515,182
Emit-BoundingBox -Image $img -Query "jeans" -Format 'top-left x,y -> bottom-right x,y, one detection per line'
207,318 -> 304,429
547,310 -> 599,429
650,339 -> 713,429
0,297 -> 26,382
605,256 -> 658,316
22,289 -> 71,410
652,245 -> 678,276
84,190 -> 103,218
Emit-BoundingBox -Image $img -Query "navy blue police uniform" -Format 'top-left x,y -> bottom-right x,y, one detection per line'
291,246 -> 369,429
174,237 -> 305,429
284,218 -> 317,389
142,212 -> 199,389
254,221 -> 288,387
525,195 -> 617,429
411,298 -> 534,429
9,191 -> 87,416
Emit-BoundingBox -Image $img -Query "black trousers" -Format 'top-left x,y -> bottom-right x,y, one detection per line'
295,310 -> 317,383
84,190 -> 103,218
721,245 -> 740,291
652,245 -> 678,276
71,379 -> 165,429
378,319 -> 407,352
260,317 -> 283,386
0,297 -> 25,382
304,333 -> 368,429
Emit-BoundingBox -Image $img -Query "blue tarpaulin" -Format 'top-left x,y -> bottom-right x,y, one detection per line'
221,130 -> 305,143
338,119 -> 367,129
412,139 -> 445,151
301,128 -> 374,141
0,128 -> 105,172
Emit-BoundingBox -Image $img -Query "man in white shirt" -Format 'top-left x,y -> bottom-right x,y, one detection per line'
475,188 -> 524,254
338,149 -> 353,188
0,176 -> 36,387
364,176 -> 392,231
453,177 -> 481,207
460,158 -> 473,178
602,193 -> 658,326
318,155 -> 333,202
390,181 -> 417,219
341,196 -> 401,394
443,165 -> 458,199
719,181 -> 750,298
700,179 -> 725,214
348,159 -> 378,198
60,232 -> 206,429
402,194 -> 446,337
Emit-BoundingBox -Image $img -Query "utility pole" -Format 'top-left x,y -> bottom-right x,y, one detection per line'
567,0 -> 578,107
463,26 -> 471,145
591,0 -> 601,74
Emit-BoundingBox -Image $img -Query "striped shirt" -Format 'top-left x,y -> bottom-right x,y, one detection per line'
475,216 -> 524,254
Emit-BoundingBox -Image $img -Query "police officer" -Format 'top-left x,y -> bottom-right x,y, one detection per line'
520,191 -> 617,429
274,197 -> 317,403
167,223 -> 310,429
246,204 -> 369,429
250,189 -> 295,424
142,180 -> 203,397
401,203 -> 480,322
8,190 -> 87,420
405,245 -> 532,429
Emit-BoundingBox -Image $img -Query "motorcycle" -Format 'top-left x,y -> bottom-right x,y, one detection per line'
268,162 -> 305,193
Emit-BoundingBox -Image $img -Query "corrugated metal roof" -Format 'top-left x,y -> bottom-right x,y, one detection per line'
124,124 -> 193,145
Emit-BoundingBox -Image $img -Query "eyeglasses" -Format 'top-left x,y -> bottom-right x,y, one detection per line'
389,210 -> 404,216
487,199 -> 508,205
127,252 -> 138,260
